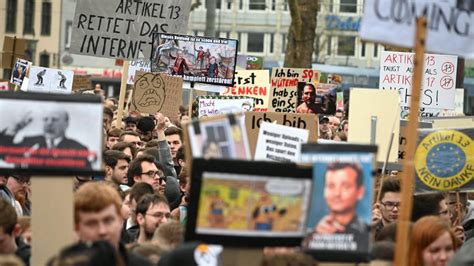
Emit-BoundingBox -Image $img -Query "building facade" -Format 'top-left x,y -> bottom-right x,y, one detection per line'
1,0 -> 62,79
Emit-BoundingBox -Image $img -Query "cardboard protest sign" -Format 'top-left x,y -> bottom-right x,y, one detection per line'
221,70 -> 270,111
254,122 -> 308,163
301,144 -> 377,262
130,71 -> 183,118
187,113 -> 251,159
269,68 -> 320,113
0,92 -> 103,175
296,82 -> 337,115
399,120 -> 432,163
151,33 -> 238,86
27,67 -> 74,94
128,60 -> 151,85
421,89 -> 465,117
1,36 -> 26,69
186,159 -> 312,247
428,116 -> 474,129
360,0 -> 474,58
414,128 -> 474,193
348,89 -> 400,163
71,0 -> 191,60
195,96 -> 254,118
245,112 -> 318,158
380,51 -> 457,111
72,75 -> 91,91
10,58 -> 30,86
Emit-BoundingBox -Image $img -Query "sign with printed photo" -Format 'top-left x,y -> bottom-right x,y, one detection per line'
151,33 -> 238,86
301,144 -> 377,262
270,68 -> 320,113
27,67 -> 74,94
186,159 -> 312,247
0,92 -> 103,175
10,58 -> 30,86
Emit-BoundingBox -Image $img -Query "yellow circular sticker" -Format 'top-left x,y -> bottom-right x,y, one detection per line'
415,130 -> 474,191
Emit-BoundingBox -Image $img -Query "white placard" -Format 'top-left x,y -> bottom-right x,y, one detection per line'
360,0 -> 474,58
254,122 -> 309,163
27,67 -> 74,94
198,97 -> 254,117
127,60 -> 151,85
379,51 -> 457,109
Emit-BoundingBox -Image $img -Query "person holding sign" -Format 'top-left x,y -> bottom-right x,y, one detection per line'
315,163 -> 368,243
296,84 -> 318,114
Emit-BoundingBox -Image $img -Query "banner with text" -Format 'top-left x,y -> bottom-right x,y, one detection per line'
71,0 -> 191,60
270,68 -> 320,113
380,51 -> 457,111
221,70 -> 270,112
360,0 -> 474,58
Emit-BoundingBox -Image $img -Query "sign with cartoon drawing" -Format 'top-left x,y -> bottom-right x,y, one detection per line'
129,71 -> 183,118
27,67 -> 74,94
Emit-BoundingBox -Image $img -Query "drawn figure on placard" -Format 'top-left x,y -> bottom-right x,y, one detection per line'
0,108 -> 93,169
194,45 -> 205,70
251,194 -> 287,231
169,50 -> 190,75
241,101 -> 252,112
314,163 -> 368,243
207,191 -> 228,228
58,71 -> 67,89
133,73 -> 166,112
296,83 -> 318,113
34,69 -> 47,86
207,57 -> 219,78
204,49 -> 211,68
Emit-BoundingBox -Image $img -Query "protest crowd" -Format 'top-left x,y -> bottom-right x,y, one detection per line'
1,0 -> 474,266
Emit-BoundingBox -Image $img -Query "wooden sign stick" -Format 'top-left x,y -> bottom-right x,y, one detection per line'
394,16 -> 427,266
116,61 -> 130,130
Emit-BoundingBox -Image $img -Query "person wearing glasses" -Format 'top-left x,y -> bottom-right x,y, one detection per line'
129,155 -> 167,195
6,175 -> 31,216
372,177 -> 401,238
135,193 -> 170,244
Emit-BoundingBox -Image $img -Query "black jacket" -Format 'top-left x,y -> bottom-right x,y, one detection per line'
15,237 -> 31,266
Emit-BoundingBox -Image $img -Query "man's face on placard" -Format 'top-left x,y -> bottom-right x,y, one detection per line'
75,204 -> 122,249
302,85 -> 316,104
43,110 -> 69,139
324,166 -> 364,215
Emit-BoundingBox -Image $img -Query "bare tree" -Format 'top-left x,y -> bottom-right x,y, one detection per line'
284,0 -> 319,68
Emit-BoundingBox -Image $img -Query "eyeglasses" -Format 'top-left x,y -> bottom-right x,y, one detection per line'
146,212 -> 171,219
380,201 -> 401,210
140,171 -> 166,183
11,176 -> 31,185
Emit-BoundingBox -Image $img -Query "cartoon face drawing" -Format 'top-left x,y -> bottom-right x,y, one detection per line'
133,73 -> 166,112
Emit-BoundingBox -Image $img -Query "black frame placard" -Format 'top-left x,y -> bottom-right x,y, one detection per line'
151,33 -> 238,86
0,91 -> 104,176
186,159 -> 313,247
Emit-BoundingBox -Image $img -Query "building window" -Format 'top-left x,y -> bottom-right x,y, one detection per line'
24,0 -> 35,34
360,41 -> 366,57
249,0 -> 266,10
283,0 -> 289,11
239,0 -> 243,9
65,21 -> 72,49
271,0 -> 276,10
373,44 -> 379,58
41,2 -> 52,35
6,0 -> 17,33
340,0 -> 357,13
39,52 -> 50,67
327,36 -> 332,56
337,36 -> 356,56
237,32 -> 243,52
247,33 -> 264,52
227,0 -> 232,9
270,33 -> 274,53
281,33 -> 287,53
